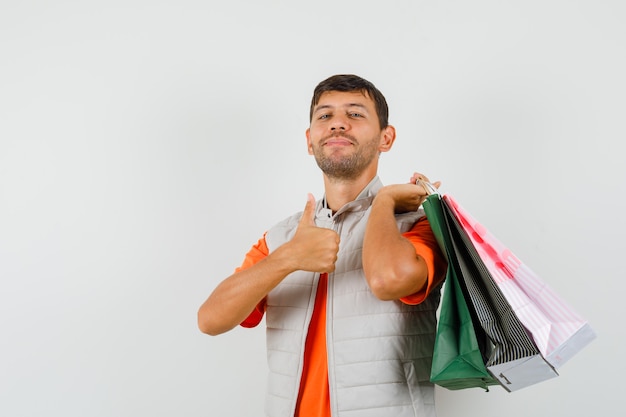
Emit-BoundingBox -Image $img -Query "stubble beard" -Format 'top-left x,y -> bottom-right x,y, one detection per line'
312,135 -> 380,181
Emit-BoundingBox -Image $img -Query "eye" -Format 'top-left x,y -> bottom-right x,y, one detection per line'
349,112 -> 363,118
318,113 -> 331,120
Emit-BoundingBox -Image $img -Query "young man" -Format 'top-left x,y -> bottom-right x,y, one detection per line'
198,74 -> 447,417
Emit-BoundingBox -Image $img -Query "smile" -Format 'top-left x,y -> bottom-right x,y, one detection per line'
324,138 -> 353,146
322,134 -> 355,147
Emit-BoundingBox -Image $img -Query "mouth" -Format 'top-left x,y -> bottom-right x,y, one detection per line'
322,134 -> 355,147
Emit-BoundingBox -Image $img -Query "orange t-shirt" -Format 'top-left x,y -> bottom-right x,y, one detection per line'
238,216 -> 446,417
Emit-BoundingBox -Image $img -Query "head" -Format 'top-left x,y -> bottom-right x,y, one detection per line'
306,74 -> 396,181
309,74 -> 389,130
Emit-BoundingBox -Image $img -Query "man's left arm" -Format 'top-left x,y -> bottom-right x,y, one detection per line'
362,180 -> 439,301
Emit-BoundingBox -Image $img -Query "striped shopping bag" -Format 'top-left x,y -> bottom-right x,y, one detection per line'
443,194 -> 596,369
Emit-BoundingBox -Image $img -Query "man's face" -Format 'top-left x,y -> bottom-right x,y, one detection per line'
306,91 -> 389,180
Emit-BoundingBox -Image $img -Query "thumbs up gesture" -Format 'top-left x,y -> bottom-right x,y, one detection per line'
286,194 -> 340,273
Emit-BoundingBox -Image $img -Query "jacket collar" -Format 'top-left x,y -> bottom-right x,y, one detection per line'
317,176 -> 382,219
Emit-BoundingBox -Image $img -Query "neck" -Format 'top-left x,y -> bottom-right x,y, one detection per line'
322,171 -> 377,212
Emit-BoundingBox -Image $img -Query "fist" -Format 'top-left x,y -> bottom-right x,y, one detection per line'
290,194 -> 340,273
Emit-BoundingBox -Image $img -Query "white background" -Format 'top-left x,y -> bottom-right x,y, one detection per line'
1,1 -> 623,416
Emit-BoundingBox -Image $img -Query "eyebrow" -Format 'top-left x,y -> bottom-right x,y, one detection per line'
313,103 -> 369,114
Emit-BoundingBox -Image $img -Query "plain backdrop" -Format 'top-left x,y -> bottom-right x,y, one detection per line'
1,1 -> 624,416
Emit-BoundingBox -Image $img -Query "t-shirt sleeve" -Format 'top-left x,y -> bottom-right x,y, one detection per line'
399,216 -> 447,305
238,233 -> 270,328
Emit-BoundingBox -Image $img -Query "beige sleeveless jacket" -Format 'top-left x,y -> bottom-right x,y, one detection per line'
263,177 -> 441,417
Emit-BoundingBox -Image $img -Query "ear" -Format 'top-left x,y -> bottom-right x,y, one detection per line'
305,128 -> 314,155
378,125 -> 396,153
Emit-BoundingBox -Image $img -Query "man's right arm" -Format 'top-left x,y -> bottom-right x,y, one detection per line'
197,245 -> 301,335
197,194 -> 340,336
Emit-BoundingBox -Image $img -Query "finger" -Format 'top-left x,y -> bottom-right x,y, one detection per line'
298,193 -> 317,227
411,172 -> 429,184
419,180 -> 442,197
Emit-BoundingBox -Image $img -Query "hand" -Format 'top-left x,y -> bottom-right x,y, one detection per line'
375,172 -> 441,213
287,194 -> 340,273
409,172 -> 441,191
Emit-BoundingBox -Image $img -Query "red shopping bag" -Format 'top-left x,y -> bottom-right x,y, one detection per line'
443,194 -> 596,369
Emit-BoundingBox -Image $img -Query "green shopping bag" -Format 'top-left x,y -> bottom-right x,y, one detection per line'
423,193 -> 499,391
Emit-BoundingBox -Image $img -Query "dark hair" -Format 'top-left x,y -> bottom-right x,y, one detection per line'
309,74 -> 389,129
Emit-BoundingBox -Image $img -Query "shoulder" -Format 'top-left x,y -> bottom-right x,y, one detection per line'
265,211 -> 303,251
395,208 -> 426,232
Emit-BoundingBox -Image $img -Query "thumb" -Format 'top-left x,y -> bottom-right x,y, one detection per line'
298,193 -> 317,227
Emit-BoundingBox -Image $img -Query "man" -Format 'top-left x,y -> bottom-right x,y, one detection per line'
198,74 -> 447,417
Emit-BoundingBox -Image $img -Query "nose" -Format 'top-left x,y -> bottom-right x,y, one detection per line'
330,115 -> 348,131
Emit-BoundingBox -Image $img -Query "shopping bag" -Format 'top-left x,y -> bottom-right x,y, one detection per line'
439,198 -> 559,391
423,194 -> 500,391
443,194 -> 596,369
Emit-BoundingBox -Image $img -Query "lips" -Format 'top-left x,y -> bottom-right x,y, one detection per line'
322,134 -> 355,146
325,138 -> 352,146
